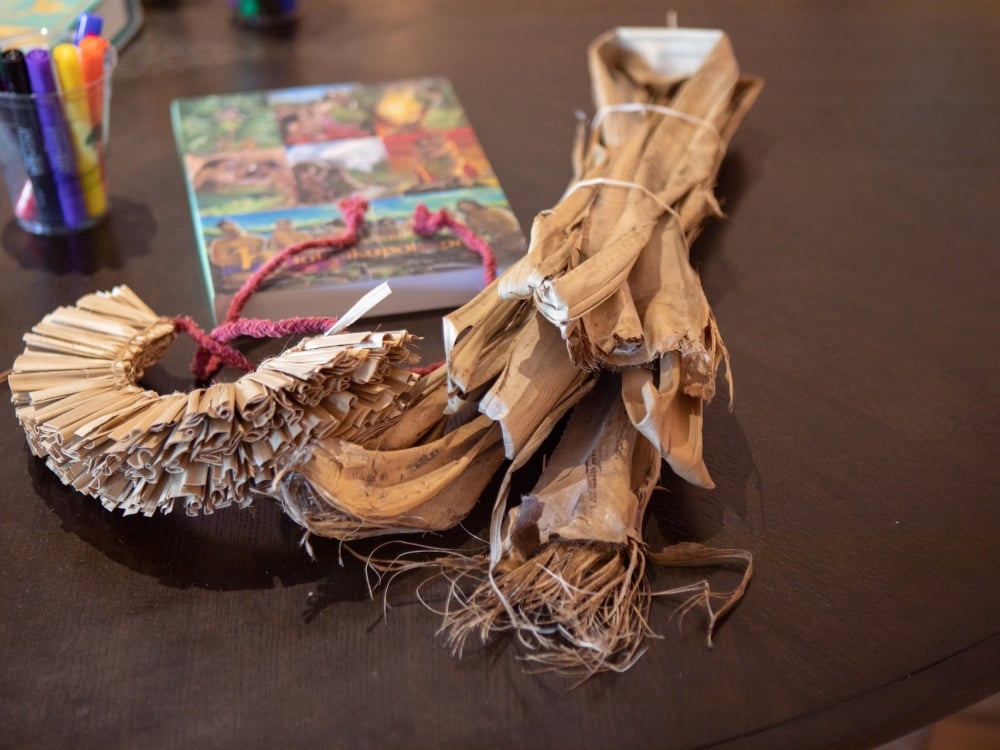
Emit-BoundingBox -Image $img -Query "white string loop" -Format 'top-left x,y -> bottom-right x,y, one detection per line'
591,103 -> 721,143
560,177 -> 682,224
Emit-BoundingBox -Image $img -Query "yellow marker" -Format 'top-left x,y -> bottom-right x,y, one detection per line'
52,43 -> 106,218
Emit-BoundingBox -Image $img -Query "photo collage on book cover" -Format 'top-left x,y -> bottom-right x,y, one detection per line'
175,78 -> 525,294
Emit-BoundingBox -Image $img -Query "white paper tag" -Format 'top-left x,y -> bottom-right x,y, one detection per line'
325,282 -> 393,335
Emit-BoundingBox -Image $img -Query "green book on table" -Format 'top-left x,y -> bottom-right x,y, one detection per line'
0,0 -> 143,49
170,78 -> 527,324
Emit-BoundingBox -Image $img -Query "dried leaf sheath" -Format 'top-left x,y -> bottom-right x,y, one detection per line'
438,375 -> 660,672
502,373 -> 657,556
276,415 -> 505,540
478,314 -> 592,459
622,354 -> 714,489
502,29 -> 761,388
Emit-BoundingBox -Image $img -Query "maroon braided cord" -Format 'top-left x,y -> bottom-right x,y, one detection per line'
210,317 -> 339,344
224,196 -> 368,326
172,198 -> 499,382
411,204 -> 497,285
172,316 -> 255,374
410,205 -> 499,373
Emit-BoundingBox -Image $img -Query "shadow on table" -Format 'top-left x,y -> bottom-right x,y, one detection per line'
28,453 -> 370,601
647,402 -> 763,546
1,196 -> 155,273
688,147 -> 767,305
642,404 -> 762,641
29,441 -> 498,617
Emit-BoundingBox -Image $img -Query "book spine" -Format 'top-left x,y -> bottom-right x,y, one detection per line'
169,98 -> 222,324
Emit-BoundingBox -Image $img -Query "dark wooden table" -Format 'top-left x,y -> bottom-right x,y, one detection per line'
1,2 -> 997,748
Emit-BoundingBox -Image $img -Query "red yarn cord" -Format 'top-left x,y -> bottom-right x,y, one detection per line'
210,317 -> 339,345
172,198 -> 499,382
411,204 -> 498,285
223,196 -> 368,326
173,316 -> 255,374
181,197 -> 367,381
409,206 -> 498,373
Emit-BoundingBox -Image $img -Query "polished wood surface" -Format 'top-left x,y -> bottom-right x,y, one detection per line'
1,2 -> 998,748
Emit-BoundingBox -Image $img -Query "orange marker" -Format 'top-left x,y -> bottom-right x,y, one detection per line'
79,35 -> 110,128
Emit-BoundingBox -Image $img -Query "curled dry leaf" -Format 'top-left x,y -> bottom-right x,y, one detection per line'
276,414 -> 505,541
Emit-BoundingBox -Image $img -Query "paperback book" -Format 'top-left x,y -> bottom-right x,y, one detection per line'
171,77 -> 526,324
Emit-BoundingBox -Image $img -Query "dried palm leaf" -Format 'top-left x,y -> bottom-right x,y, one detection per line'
276,414 -> 505,541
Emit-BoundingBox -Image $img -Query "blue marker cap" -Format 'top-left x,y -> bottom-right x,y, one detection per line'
73,13 -> 104,44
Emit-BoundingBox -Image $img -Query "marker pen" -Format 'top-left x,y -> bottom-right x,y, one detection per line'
73,13 -> 104,45
79,35 -> 110,129
0,49 -> 64,226
52,43 -> 106,218
232,0 -> 298,30
24,49 -> 89,228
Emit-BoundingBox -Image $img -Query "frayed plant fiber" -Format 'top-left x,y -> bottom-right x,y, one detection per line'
443,538 -> 654,676
411,536 -> 752,679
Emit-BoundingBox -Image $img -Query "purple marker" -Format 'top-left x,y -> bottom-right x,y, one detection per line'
24,48 -> 88,228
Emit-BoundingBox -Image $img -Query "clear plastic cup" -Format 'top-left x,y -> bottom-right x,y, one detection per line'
0,37 -> 117,235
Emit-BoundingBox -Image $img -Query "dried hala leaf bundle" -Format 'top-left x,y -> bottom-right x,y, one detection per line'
9,286 -> 418,517
501,26 -> 761,486
425,27 -> 761,674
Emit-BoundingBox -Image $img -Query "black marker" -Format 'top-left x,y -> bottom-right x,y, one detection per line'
1,49 -> 64,226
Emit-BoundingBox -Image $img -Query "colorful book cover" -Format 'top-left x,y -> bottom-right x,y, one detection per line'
0,0 -> 143,49
171,78 -> 527,324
